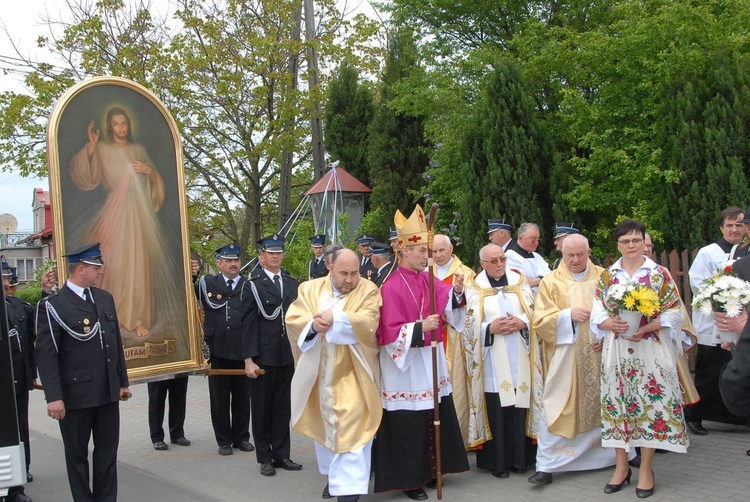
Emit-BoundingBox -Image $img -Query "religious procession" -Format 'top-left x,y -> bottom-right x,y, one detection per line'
5,195 -> 750,502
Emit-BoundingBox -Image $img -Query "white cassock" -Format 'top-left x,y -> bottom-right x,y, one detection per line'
689,242 -> 732,346
505,249 -> 551,295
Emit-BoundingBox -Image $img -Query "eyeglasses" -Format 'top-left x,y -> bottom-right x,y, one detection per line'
618,238 -> 644,246
480,257 -> 507,264
523,236 -> 541,242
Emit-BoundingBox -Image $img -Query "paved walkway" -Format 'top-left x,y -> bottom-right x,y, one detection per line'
20,376 -> 750,501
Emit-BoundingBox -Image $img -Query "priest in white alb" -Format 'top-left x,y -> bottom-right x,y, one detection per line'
464,243 -> 538,478
287,247 -> 383,502
528,234 -> 618,486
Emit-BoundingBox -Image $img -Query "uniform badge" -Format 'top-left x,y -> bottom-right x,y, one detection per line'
84,326 -> 91,334
208,292 -> 213,297
217,294 -> 222,299
83,318 -> 90,325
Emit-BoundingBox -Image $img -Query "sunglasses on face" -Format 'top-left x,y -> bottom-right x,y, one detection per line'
481,256 -> 507,265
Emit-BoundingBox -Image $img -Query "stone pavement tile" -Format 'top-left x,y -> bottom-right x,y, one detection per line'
25,377 -> 750,502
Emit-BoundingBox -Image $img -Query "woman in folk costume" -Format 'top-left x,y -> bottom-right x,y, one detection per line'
463,243 -> 539,478
590,219 -> 692,499
373,204 -> 469,501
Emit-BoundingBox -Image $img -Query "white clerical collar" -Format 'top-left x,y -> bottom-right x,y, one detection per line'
572,266 -> 588,282
435,257 -> 453,280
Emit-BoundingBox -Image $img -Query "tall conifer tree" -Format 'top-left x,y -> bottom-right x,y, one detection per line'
659,53 -> 750,250
366,28 -> 430,238
323,60 -> 375,186
458,58 -> 552,261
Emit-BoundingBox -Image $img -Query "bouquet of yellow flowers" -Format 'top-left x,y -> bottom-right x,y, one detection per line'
604,281 -> 661,318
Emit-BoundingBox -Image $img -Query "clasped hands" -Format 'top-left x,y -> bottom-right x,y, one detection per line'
489,314 -> 526,335
312,309 -> 335,334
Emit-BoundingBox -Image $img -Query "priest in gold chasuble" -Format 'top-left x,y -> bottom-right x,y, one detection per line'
528,234 -> 619,486
287,248 -> 383,501
464,243 -> 538,478
429,234 -> 476,449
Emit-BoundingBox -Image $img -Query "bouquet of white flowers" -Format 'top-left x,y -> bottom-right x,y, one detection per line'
692,272 -> 750,318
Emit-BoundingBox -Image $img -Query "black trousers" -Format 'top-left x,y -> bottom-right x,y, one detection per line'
147,375 -> 189,443
685,345 -> 747,424
59,401 -> 120,502
248,364 -> 294,464
7,391 -> 30,497
475,393 -> 536,474
208,357 -> 251,446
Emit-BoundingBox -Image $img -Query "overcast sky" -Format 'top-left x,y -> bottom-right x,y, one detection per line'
0,0 -> 382,232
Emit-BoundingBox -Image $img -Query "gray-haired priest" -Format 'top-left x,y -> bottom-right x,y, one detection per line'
464,243 -> 538,478
287,246 -> 383,502
528,234 -> 618,486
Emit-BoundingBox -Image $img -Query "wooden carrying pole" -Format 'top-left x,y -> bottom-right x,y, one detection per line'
203,368 -> 265,377
426,202 -> 443,500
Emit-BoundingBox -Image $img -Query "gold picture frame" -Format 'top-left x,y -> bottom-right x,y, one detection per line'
47,76 -> 203,380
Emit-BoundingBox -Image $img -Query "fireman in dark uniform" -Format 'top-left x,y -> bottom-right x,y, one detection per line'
242,235 -> 301,477
194,243 -> 254,456
3,262 -> 35,502
308,234 -> 328,280
356,235 -> 376,279
35,243 -> 130,502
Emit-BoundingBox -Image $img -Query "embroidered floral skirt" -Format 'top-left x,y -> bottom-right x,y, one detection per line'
600,333 -> 688,453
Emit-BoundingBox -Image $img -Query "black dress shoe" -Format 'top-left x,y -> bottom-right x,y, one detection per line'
636,470 -> 655,498
6,493 -> 33,502
491,470 -> 509,478
629,454 -> 641,468
425,479 -> 437,489
508,466 -> 527,474
26,472 -> 33,482
404,488 -> 428,500
604,468 -> 631,494
153,441 -> 168,451
528,471 -> 553,485
218,445 -> 233,456
171,437 -> 191,446
273,458 -> 302,470
233,440 -> 255,452
260,462 -> 276,476
687,420 -> 708,435
322,483 -> 333,499
337,496 -> 360,502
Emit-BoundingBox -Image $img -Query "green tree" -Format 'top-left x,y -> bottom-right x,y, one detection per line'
659,52 -> 750,250
458,58 -> 552,262
0,0 -> 380,262
323,60 -> 375,187
366,28 -> 430,238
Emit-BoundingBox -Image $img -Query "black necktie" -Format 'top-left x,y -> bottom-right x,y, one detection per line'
84,288 -> 95,307
227,278 -> 234,290
273,274 -> 282,295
